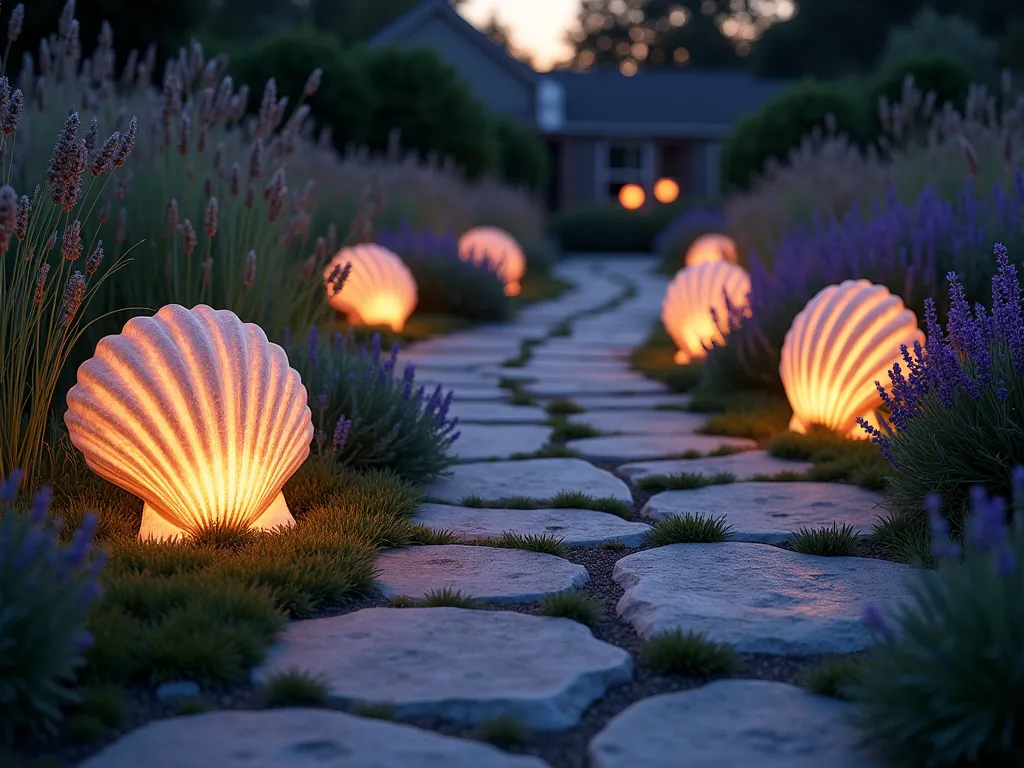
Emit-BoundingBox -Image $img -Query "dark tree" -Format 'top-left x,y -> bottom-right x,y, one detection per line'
567,0 -> 788,72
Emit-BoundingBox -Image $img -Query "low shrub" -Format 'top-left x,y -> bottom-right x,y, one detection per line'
549,201 -> 685,253
491,116 -> 549,193
288,329 -> 458,484
720,79 -> 868,193
789,523 -> 861,557
258,669 -> 331,708
376,222 -> 512,322
852,477 -> 1024,766
862,245 -> 1024,527
0,475 -> 105,740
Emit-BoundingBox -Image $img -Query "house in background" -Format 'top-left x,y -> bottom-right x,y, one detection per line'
371,0 -> 791,210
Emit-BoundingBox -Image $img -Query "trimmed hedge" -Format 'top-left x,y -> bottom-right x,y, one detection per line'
549,202 -> 686,253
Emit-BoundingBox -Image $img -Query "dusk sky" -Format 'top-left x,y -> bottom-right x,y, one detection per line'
460,0 -> 579,71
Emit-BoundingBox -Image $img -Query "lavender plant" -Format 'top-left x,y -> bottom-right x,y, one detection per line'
288,328 -> 459,483
0,471 -> 105,740
852,475 -> 1024,766
860,243 -> 1024,527
0,11 -> 137,484
703,176 -> 1024,394
376,220 -> 511,322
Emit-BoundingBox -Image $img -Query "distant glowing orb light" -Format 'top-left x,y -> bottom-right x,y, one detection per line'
64,304 -> 313,542
685,233 -> 740,267
324,243 -> 418,332
618,184 -> 646,210
662,261 -> 751,365
458,226 -> 527,297
654,178 -> 680,204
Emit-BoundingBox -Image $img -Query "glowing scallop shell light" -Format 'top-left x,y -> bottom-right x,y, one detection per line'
458,226 -> 527,297
685,233 -> 740,267
779,279 -> 925,439
324,243 -> 418,332
661,261 -> 751,364
64,304 -> 314,541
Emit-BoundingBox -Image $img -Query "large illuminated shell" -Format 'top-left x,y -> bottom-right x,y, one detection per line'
685,233 -> 739,267
324,243 -> 418,332
780,279 -> 925,439
458,226 -> 527,297
661,261 -> 751,364
65,304 -> 313,541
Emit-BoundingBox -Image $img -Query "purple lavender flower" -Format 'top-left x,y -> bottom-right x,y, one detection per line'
1,469 -> 22,502
308,326 -> 319,368
332,416 -> 351,452
402,363 -> 416,399
863,603 -> 895,641
925,493 -> 960,560
315,392 -> 328,411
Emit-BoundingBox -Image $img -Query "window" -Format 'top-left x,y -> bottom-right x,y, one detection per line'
598,141 -> 652,203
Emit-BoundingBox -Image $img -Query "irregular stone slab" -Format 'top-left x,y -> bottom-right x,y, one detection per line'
569,409 -> 710,435
423,458 -> 632,505
589,680 -> 878,768
489,360 -> 633,377
414,370 -> 502,388
375,545 -> 588,603
567,434 -> 757,461
398,352 -> 502,369
450,402 -> 548,424
641,482 -> 883,542
620,451 -> 813,483
255,608 -> 634,729
614,543 -> 914,654
453,424 -> 551,461
531,348 -> 628,363
81,708 -> 552,768
564,393 -> 693,410
417,503 -> 652,547
450,386 -> 512,402
526,377 -> 668,397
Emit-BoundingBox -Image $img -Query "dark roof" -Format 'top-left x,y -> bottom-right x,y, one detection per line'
371,0 -> 538,87
545,68 -> 792,137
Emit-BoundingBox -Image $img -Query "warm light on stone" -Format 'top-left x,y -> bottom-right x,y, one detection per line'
662,261 -> 751,365
780,279 -> 925,439
618,184 -> 645,211
685,233 -> 739,267
324,243 -> 418,332
64,304 -> 313,541
458,226 -> 527,297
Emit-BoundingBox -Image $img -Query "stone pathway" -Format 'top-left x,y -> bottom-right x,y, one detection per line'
87,257 -> 894,767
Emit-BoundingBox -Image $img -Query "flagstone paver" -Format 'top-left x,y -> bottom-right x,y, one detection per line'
81,709 -> 553,768
374,545 -> 589,603
641,481 -> 885,542
561,393 -> 693,410
449,402 -> 548,424
568,409 -> 712,435
423,457 -> 633,506
619,450 -> 814,483
614,543 -> 914,654
254,608 -> 634,729
566,434 -> 757,461
452,424 -> 552,461
589,680 -> 878,768
526,377 -> 670,397
416,502 -> 652,547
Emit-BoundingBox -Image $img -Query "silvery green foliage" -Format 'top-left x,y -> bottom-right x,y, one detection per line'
854,474 -> 1024,766
0,472 -> 104,740
288,329 -> 459,484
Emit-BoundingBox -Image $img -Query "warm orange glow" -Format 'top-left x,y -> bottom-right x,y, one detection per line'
685,233 -> 739,267
780,279 -> 925,439
654,178 -> 680,204
618,184 -> 646,210
661,262 -> 751,365
458,226 -> 527,297
324,243 -> 418,332
64,304 -> 313,541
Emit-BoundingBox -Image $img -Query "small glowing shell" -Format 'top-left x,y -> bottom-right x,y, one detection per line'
458,226 -> 527,297
65,304 -> 313,541
661,261 -> 751,365
324,243 -> 418,332
780,279 -> 925,439
685,233 -> 739,267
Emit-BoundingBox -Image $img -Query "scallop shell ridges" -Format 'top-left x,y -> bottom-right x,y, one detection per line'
458,226 -> 527,296
661,261 -> 751,365
324,243 -> 418,332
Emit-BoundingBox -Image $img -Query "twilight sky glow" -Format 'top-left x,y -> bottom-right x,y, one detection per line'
459,0 -> 580,71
